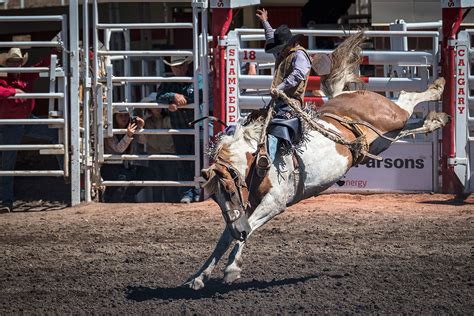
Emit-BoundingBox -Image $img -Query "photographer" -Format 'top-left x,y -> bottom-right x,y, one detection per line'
101,108 -> 155,203
156,55 -> 202,203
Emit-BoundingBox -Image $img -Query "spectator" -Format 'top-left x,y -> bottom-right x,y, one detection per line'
240,61 -> 258,94
0,48 -> 61,213
242,61 -> 257,76
156,55 -> 202,203
144,107 -> 180,202
101,108 -> 155,203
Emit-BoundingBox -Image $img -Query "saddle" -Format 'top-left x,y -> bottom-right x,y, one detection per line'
268,100 -> 303,143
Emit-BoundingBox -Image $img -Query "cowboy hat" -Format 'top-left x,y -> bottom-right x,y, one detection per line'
0,48 -> 28,66
311,53 -> 332,76
163,55 -> 192,67
264,25 -> 304,55
113,107 -> 130,115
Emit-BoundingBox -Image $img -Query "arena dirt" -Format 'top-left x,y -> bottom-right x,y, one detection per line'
0,193 -> 473,314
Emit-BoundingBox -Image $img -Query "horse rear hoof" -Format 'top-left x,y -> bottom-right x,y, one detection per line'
429,77 -> 446,94
432,77 -> 446,88
223,271 -> 241,284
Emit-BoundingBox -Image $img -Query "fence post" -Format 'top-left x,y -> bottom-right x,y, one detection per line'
452,30 -> 470,191
69,0 -> 81,205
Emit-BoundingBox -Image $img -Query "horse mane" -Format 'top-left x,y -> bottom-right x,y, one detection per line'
321,30 -> 366,97
210,109 -> 266,161
204,110 -> 266,194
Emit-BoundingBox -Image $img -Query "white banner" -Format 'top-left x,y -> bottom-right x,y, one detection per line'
331,142 -> 433,192
226,42 -> 239,126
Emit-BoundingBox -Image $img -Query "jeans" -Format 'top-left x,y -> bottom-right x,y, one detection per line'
177,160 -> 201,200
0,121 -> 61,204
268,134 -> 278,161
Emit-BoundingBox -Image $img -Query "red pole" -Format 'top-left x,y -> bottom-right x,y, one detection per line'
441,8 -> 464,193
211,8 -> 233,136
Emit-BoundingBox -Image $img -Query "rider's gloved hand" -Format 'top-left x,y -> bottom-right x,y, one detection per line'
270,88 -> 283,98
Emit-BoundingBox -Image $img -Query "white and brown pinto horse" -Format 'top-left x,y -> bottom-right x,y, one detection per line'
183,77 -> 446,290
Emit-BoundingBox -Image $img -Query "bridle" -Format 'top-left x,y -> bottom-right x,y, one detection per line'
212,159 -> 252,241
214,159 -> 250,212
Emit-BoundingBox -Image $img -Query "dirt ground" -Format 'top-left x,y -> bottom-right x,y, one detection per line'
0,193 -> 473,314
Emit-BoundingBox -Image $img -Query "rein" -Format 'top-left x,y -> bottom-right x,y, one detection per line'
254,100 -> 275,177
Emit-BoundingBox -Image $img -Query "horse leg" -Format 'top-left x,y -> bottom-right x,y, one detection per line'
223,193 -> 288,283
183,227 -> 234,290
396,77 -> 445,115
223,240 -> 246,283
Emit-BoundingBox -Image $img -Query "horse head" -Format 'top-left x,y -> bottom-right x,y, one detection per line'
201,114 -> 269,241
202,159 -> 251,240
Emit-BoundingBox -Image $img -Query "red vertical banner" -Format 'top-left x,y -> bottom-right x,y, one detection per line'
441,7 -> 464,194
212,8 -> 233,135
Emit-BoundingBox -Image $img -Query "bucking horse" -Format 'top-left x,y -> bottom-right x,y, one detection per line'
184,31 -> 449,290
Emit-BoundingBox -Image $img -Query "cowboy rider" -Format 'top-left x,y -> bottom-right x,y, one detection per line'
255,8 -> 312,170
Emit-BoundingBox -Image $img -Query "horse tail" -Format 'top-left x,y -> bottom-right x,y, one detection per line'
321,30 -> 366,98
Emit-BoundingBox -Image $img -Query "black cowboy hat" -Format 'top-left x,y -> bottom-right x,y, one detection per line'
264,24 -> 304,54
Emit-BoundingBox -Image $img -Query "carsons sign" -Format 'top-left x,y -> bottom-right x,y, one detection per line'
331,142 -> 434,192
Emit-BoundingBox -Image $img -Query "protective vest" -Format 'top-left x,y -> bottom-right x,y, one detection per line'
271,45 -> 310,106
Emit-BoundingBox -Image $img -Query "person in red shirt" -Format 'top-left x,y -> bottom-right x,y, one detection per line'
0,48 -> 61,213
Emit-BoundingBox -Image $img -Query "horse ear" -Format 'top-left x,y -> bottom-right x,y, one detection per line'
201,168 -> 211,180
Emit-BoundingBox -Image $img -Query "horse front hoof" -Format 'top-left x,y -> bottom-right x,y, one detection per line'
223,271 -> 241,284
183,277 -> 205,290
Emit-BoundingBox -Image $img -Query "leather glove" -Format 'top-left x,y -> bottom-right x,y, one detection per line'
270,88 -> 282,98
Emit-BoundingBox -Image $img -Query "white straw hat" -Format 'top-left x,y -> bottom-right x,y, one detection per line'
163,55 -> 192,67
113,107 -> 130,114
0,48 -> 28,66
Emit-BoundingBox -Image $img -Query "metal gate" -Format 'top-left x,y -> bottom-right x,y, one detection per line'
0,16 -> 69,187
80,0 -> 210,201
453,30 -> 473,193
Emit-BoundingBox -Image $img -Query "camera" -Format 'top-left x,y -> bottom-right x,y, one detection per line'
129,116 -> 138,124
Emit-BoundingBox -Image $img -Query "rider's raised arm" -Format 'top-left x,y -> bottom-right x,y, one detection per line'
262,20 -> 274,42
256,9 -> 274,45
